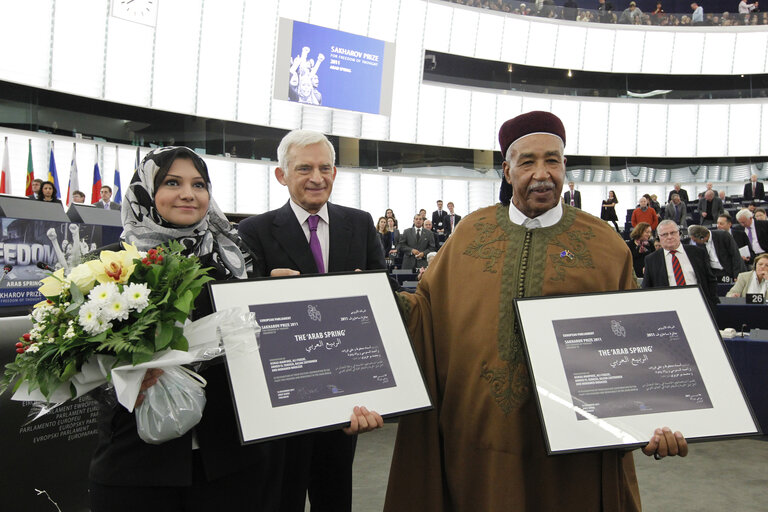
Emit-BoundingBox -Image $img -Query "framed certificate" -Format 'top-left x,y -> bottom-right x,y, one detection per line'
208,271 -> 432,444
514,286 -> 760,455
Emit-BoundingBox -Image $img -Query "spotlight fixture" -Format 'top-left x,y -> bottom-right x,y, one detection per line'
567,69 -> 573,78
507,63 -> 513,73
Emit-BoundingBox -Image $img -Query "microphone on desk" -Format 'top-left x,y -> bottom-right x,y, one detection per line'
36,261 -> 55,272
741,323 -> 748,338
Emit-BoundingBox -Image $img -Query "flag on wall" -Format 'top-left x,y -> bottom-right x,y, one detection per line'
48,143 -> 61,199
91,146 -> 102,204
66,143 -> 80,206
25,139 -> 34,196
113,146 -> 122,204
1,137 -> 10,194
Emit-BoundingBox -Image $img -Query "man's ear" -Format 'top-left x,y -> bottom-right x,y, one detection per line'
275,167 -> 287,185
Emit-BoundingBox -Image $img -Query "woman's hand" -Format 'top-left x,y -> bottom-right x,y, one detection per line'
642,427 -> 688,459
135,368 -> 164,408
270,268 -> 300,277
343,406 -> 384,435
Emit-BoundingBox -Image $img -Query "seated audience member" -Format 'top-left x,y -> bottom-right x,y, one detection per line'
698,189 -> 724,226
736,208 -> 768,260
743,174 -> 765,201
631,196 -> 659,230
619,1 -> 642,23
445,201 -> 461,236
642,220 -> 719,309
72,190 -> 86,204
687,224 -> 746,280
628,222 -> 655,278
398,214 -> 436,269
718,190 -> 727,203
27,178 -> 43,199
755,208 -> 767,221
668,183 -> 689,204
384,208 -> 398,229
747,202 -> 758,214
664,193 -> 687,227
37,181 -> 60,204
726,253 -> 768,299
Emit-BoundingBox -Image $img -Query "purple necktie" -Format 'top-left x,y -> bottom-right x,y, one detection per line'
307,215 -> 325,274
748,226 -> 754,246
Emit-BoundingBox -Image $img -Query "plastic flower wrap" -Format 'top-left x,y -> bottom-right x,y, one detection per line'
0,240 -> 214,401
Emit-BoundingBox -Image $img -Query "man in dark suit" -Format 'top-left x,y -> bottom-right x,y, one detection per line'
563,181 -> 581,209
445,201 -> 462,236
399,214 -> 436,269
667,183 -> 689,204
687,224 -> 746,280
93,185 -> 120,210
697,189 -> 723,226
743,174 -> 765,201
642,220 -> 718,309
237,129 -> 384,512
431,200 -> 449,236
26,178 -> 42,199
718,213 -> 752,265
735,208 -> 768,260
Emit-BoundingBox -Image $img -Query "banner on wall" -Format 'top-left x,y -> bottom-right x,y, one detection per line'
274,19 -> 396,116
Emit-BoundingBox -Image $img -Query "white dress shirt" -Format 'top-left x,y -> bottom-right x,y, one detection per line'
704,237 -> 723,270
664,244 -> 697,286
508,201 -> 563,229
289,199 -> 330,272
746,223 -> 766,254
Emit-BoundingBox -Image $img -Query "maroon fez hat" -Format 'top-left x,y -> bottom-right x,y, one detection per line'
498,111 -> 566,204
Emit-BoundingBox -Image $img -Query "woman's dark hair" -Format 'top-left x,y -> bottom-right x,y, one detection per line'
608,190 -> 616,200
37,181 -> 57,201
630,222 -> 651,240
376,216 -> 388,234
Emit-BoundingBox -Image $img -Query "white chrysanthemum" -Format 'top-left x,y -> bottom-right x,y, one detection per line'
102,294 -> 130,322
88,282 -> 119,306
122,283 -> 151,312
78,302 -> 103,334
25,344 -> 40,354
31,304 -> 53,323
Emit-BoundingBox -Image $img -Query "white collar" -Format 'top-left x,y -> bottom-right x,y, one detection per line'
289,199 -> 329,225
508,201 -> 563,229
663,243 -> 684,256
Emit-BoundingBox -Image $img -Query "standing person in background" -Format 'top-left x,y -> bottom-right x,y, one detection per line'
743,174 -> 765,201
384,208 -> 398,229
237,129 -> 384,512
631,196 -> 659,231
432,200 -> 449,237
376,216 -> 390,259
600,190 -> 620,232
399,214 -> 436,269
627,222 -> 655,278
665,193 -> 687,228
27,178 -> 43,199
94,185 -> 120,210
386,217 -> 400,261
691,1 -> 704,24
445,201 -> 462,236
668,183 -> 689,204
563,181 -> 581,208
698,189 -> 724,227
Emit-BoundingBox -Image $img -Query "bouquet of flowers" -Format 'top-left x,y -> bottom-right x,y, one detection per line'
0,240 -> 214,402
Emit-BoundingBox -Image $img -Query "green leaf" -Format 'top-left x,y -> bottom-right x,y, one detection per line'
60,360 -> 77,381
170,328 -> 188,351
132,350 -> 155,365
146,264 -> 161,288
173,290 -> 194,315
69,283 -> 85,305
155,321 -> 173,351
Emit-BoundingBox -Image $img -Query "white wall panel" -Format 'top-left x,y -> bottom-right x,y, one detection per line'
360,114 -> 390,141
728,104 -> 761,155
607,103 -> 638,157
733,32 -> 768,75
640,31 -> 673,75
388,175 -> 416,221
104,20 -> 154,106
702,33 -> 737,75
50,0 -> 107,98
309,0 -> 341,28
500,17 -> 529,64
636,103 -> 667,156
449,10 -> 479,57
521,97 -> 552,117
666,104 -> 698,158
415,177 -> 443,214
494,95 -> 524,154
368,0 -> 399,41
442,180 -> 469,218
269,166 -> 290,210
0,1 -> 53,87
239,0 -> 278,125
330,170 -> 360,208
270,100 -> 303,129
468,180 -> 496,213
762,104 -> 768,155
469,91 -> 497,150
388,0 -> 425,143
554,25 -> 586,72
442,89 -> 471,149
423,3 -> 453,53
152,0 -> 201,113
550,99 -> 580,154
577,102 -> 609,156
611,30 -> 644,74
197,1 -> 242,120
301,106 -> 333,133
696,104 -> 729,157
474,12 -> 504,61
205,158 -> 235,212
525,23 -> 558,68
278,0 -> 311,22
235,162 -> 270,215
332,111 -> 363,138
339,0 -> 371,36
416,84 -> 445,147
360,173 -> 389,219
582,28 -> 615,73
670,32 -> 705,75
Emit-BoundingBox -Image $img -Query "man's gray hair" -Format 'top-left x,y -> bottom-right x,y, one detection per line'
658,219 -> 678,231
736,208 -> 753,221
277,129 -> 336,170
687,225 -> 710,240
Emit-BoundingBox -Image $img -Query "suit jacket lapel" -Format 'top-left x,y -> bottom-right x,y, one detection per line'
272,201 -> 318,273
327,203 -> 352,273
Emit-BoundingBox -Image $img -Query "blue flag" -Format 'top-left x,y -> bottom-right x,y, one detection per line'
47,145 -> 61,199
113,146 -> 122,204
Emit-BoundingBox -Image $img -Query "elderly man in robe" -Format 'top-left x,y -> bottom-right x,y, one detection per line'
385,111 -> 688,512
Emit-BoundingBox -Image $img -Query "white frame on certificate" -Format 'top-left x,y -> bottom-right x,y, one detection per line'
208,270 -> 432,444
514,286 -> 760,455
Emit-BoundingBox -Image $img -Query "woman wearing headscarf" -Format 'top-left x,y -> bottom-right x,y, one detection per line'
88,147 -> 284,511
